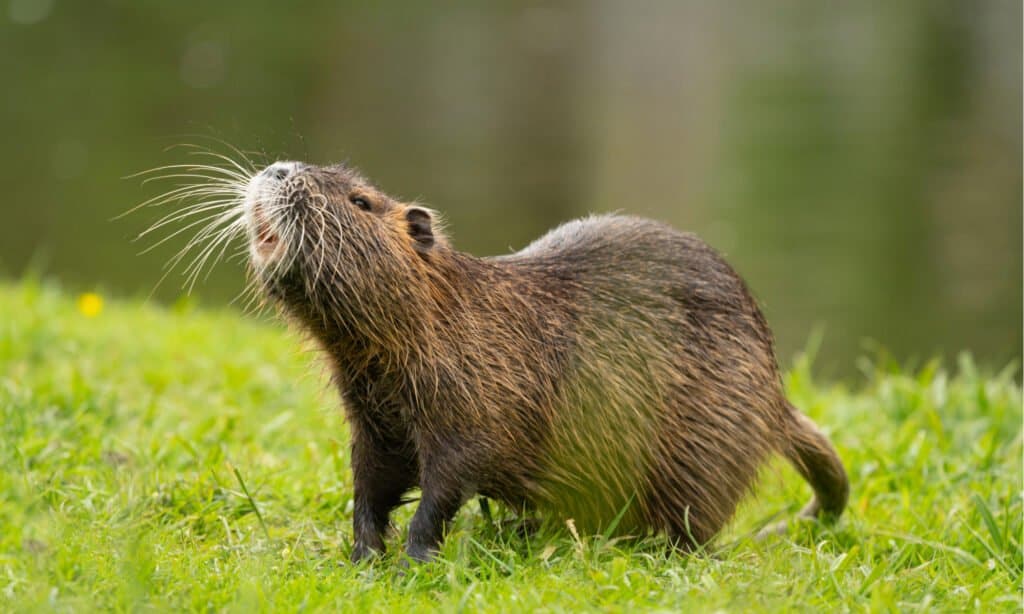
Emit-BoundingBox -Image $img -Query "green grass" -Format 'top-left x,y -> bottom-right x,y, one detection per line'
1,279 -> 1020,612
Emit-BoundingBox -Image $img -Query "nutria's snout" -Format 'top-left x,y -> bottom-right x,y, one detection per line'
245,161 -> 302,268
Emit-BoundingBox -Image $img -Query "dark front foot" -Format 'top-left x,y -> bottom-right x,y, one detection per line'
404,478 -> 464,564
346,421 -> 417,565
351,495 -> 390,563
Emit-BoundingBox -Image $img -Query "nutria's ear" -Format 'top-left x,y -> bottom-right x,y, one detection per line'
405,206 -> 435,254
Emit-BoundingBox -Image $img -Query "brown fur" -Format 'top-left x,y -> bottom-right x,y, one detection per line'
249,162 -> 849,562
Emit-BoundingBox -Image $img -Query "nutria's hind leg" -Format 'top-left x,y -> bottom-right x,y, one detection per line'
759,406 -> 849,538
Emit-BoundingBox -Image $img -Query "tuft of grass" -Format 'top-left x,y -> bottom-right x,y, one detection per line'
1,279 -> 1020,612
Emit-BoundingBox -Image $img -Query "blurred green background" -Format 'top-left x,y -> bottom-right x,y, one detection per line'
1,1 -> 1020,377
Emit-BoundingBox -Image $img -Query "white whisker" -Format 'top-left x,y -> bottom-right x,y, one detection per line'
179,144 -> 257,177
137,198 -> 243,240
138,204 -> 244,255
116,182 -> 241,220
184,218 -> 247,292
125,146 -> 254,298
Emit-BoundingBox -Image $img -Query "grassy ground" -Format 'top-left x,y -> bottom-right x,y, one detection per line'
0,279 -> 1020,612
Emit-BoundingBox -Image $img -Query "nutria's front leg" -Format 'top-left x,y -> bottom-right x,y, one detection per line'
349,425 -> 416,562
405,468 -> 466,563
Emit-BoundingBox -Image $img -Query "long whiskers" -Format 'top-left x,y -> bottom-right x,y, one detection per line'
126,145 -> 259,299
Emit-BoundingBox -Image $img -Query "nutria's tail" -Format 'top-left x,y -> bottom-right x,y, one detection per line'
761,404 -> 849,536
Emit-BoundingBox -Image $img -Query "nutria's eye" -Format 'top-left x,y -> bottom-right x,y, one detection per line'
350,196 -> 371,211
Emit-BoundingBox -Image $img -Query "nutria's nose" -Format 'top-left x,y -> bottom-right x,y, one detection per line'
262,162 -> 295,181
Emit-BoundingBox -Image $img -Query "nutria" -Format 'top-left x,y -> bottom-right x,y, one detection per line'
234,160 -> 849,563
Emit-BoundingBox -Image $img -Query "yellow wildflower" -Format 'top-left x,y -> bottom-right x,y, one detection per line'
77,292 -> 103,317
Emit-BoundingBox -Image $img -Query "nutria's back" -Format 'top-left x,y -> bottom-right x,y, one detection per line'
229,161 -> 848,562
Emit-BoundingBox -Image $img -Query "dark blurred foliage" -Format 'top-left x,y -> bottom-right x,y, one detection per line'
0,0 -> 1019,377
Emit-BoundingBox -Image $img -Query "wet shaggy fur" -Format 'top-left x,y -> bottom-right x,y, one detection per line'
248,162 -> 849,563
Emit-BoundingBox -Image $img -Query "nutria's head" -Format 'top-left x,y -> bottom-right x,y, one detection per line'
243,161 -> 447,330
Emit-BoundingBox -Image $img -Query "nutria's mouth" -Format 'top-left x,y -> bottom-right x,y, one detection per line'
252,202 -> 280,258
